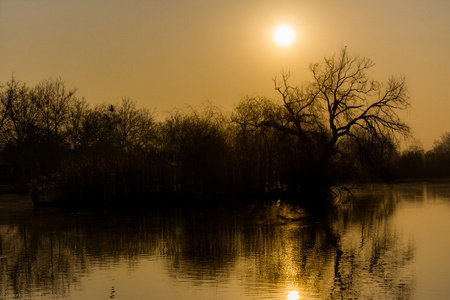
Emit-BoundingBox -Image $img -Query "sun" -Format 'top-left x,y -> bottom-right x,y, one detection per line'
273,24 -> 296,47
287,290 -> 300,300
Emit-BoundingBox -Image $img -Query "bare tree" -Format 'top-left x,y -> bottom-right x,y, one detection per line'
0,80 -> 16,145
310,47 -> 410,156
115,97 -> 157,152
32,78 -> 77,142
66,97 -> 89,151
2,79 -> 41,148
0,78 -> 43,181
233,48 -> 410,195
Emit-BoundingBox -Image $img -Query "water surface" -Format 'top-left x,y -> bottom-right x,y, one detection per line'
1,183 -> 450,299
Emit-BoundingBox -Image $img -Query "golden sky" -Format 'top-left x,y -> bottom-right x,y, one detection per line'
1,0 -> 449,149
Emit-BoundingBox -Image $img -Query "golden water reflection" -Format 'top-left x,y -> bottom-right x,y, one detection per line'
1,183 -> 449,299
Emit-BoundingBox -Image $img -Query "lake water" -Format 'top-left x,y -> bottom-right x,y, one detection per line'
1,182 -> 450,299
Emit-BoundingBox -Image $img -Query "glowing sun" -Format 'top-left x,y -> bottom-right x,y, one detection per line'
287,290 -> 300,300
273,25 -> 296,47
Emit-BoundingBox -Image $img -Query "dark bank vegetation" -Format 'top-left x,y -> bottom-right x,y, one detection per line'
396,132 -> 450,180
0,48 -> 422,207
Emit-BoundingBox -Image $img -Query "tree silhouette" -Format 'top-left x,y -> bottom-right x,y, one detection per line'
234,48 -> 410,198
0,49 -> 412,205
432,132 -> 450,153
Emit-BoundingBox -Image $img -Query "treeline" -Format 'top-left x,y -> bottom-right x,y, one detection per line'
0,77 -> 270,202
396,133 -> 450,180
0,49 -> 419,205
0,78 -> 287,203
0,77 -> 394,205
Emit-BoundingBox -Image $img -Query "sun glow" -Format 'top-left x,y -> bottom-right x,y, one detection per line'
273,25 -> 296,47
287,290 -> 300,300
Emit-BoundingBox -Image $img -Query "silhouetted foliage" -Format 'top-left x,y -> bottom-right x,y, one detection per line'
392,132 -> 450,180
432,132 -> 450,154
155,104 -> 230,197
233,48 -> 410,199
0,77 -> 80,186
395,144 -> 425,179
0,49 -> 413,206
422,132 -> 450,179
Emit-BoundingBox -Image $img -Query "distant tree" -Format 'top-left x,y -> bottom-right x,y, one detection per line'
160,104 -> 230,196
66,97 -> 89,151
423,132 -> 450,178
396,143 -> 425,179
0,78 -> 44,181
132,107 -> 158,152
30,78 -> 79,171
32,78 -> 77,143
431,132 -> 450,153
115,97 -> 157,152
0,78 -> 40,148
72,104 -> 118,155
0,80 -> 15,145
233,48 -> 410,197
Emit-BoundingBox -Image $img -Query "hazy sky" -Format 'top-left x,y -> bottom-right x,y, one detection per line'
1,0 -> 449,149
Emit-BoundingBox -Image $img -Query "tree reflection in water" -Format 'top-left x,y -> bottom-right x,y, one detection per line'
0,187 -> 416,299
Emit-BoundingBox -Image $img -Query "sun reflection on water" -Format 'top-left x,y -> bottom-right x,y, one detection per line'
287,290 -> 300,300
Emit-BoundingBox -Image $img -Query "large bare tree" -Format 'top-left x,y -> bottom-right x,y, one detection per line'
233,48 -> 410,195
310,48 -> 410,155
